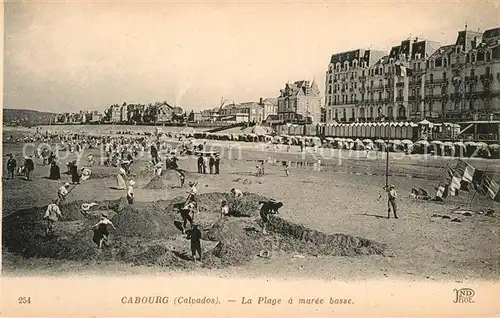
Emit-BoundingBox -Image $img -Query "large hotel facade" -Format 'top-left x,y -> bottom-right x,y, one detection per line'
324,26 -> 500,124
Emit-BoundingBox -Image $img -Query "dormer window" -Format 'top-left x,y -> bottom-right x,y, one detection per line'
471,53 -> 476,63
456,47 -> 461,54
344,61 -> 349,70
389,58 -> 394,64
353,60 -> 358,68
443,57 -> 448,67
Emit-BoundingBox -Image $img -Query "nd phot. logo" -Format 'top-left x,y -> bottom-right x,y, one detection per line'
453,288 -> 475,303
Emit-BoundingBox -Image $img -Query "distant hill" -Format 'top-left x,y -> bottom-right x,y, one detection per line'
3,108 -> 57,127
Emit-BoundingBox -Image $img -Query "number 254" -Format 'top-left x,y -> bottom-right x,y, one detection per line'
18,297 -> 31,304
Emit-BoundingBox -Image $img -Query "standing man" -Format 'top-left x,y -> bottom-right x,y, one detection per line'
284,162 -> 290,177
203,156 -> 209,174
214,153 -> 220,174
197,155 -> 203,174
209,155 -> 215,174
43,199 -> 63,236
190,223 -> 202,262
6,154 -> 16,180
387,184 -> 398,219
24,156 -> 34,181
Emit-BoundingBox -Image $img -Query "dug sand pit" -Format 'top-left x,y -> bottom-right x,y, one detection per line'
112,202 -> 179,239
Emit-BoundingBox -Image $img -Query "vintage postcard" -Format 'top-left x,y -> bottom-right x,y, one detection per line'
1,0 -> 499,317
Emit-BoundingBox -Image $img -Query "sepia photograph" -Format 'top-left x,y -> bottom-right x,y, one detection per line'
2,0 -> 499,316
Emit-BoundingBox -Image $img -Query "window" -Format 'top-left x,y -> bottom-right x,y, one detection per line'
335,110 -> 338,119
412,89 -> 415,96
441,86 -> 446,95
430,74 -> 434,83
486,66 -> 491,75
359,107 -> 365,118
471,54 -> 475,63
443,71 -> 447,80
369,107 -> 373,118
379,79 -> 382,87
398,106 -> 406,119
443,58 -> 448,67
470,69 -> 475,78
456,47 -> 460,54
343,109 -> 346,119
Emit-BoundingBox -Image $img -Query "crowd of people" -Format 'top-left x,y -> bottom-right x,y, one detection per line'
5,129 -> 293,261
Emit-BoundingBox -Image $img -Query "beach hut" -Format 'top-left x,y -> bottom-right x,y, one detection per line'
489,144 -> 500,159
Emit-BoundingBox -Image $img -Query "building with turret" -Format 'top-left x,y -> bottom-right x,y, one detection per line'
277,80 -> 322,123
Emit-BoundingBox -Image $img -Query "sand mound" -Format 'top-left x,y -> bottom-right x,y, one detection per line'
3,192 -> 386,270
195,192 -> 268,217
203,217 -> 260,266
112,202 -> 179,239
266,215 -> 386,256
143,176 -> 170,190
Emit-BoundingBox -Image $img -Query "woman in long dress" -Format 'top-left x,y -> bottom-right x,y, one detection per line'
49,161 -> 61,180
115,166 -> 127,189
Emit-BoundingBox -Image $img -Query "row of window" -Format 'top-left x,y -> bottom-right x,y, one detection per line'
329,49 -> 494,75
326,106 -> 407,121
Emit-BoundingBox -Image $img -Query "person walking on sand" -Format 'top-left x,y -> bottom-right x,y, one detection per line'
58,182 -> 71,202
6,154 -> 16,180
284,162 -> 290,177
43,199 -> 63,236
189,223 -> 202,262
127,180 -> 135,204
386,184 -> 398,219
91,213 -> 116,249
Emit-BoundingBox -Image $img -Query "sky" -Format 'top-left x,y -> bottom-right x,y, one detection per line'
3,1 -> 499,113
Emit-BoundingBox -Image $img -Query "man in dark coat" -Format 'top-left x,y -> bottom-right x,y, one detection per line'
189,223 -> 202,262
209,155 -> 215,174
24,156 -> 34,181
197,155 -> 203,174
6,154 -> 16,180
214,154 -> 220,174
258,199 -> 283,235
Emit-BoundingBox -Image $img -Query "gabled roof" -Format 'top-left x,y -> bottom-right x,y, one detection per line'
263,98 -> 278,105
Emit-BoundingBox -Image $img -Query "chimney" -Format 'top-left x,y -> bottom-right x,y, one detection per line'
260,97 -> 263,105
